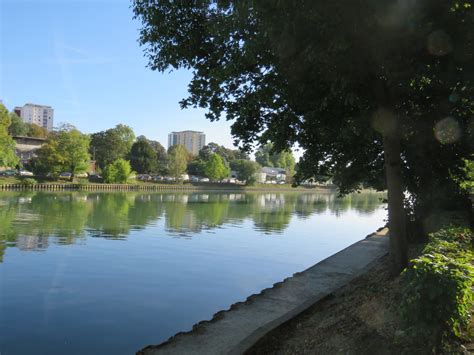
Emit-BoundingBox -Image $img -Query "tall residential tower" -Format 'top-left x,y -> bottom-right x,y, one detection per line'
13,103 -> 54,131
168,130 -> 206,155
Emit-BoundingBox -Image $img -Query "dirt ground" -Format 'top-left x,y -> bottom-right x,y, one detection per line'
246,252 -> 474,355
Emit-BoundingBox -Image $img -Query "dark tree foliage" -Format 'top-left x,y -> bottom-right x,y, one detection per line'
129,138 -> 158,174
136,135 -> 168,173
134,0 -> 474,272
198,142 -> 248,163
90,124 -> 135,169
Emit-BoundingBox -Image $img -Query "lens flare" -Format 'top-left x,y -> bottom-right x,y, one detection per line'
434,117 -> 461,144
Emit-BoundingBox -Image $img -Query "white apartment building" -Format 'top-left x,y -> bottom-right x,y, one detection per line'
168,130 -> 206,155
14,103 -> 54,131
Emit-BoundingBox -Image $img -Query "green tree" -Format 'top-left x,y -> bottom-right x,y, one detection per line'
136,135 -> 168,172
103,159 -> 133,183
167,144 -> 188,180
0,105 -> 19,168
187,158 -> 206,176
26,123 -> 48,138
8,112 -> 28,136
255,144 -> 274,167
33,125 -> 90,180
90,124 -> 135,169
232,159 -> 260,185
276,150 -> 296,179
129,138 -> 157,174
204,153 -> 230,181
199,142 -> 248,163
134,0 -> 474,272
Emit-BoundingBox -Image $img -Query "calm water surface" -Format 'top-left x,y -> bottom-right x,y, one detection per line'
0,191 -> 386,354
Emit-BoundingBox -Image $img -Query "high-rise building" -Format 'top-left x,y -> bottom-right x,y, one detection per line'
13,103 -> 54,131
168,130 -> 206,155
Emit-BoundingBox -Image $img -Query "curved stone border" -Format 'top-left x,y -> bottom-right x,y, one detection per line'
138,228 -> 389,355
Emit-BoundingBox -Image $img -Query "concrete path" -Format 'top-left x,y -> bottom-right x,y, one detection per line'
138,229 -> 389,355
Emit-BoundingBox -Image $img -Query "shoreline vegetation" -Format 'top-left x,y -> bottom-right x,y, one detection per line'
248,227 -> 474,354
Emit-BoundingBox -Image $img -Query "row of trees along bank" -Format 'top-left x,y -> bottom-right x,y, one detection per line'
133,0 -> 474,273
0,103 -> 296,184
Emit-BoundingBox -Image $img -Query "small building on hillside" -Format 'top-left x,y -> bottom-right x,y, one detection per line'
13,136 -> 47,165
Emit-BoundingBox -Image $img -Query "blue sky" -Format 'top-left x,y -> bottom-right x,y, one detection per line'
0,0 -> 234,149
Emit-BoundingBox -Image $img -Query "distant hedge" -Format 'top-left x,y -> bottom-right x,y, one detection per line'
400,228 -> 473,351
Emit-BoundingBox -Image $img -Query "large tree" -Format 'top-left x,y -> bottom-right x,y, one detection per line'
134,0 -> 474,272
90,124 -> 135,169
232,159 -> 260,185
8,112 -> 28,136
129,137 -> 158,174
204,153 -> 230,181
198,142 -> 248,163
33,125 -> 90,180
136,135 -> 168,173
167,144 -> 188,180
255,142 -> 296,177
0,104 -> 19,168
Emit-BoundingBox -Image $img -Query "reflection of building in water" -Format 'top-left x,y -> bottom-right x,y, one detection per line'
165,210 -> 201,234
258,194 -> 285,209
16,235 -> 49,251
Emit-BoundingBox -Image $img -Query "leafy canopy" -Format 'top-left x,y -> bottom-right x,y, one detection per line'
167,144 -> 188,179
0,104 -> 19,168
129,138 -> 158,174
90,124 -> 135,169
33,125 -> 90,177
133,0 -> 474,198
204,153 -> 230,181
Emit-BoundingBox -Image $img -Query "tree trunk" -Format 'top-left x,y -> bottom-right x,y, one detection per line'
383,131 -> 408,274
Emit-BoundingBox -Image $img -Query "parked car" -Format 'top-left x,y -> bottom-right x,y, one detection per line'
164,176 -> 175,182
153,175 -> 163,182
137,174 -> 152,181
200,177 -> 210,182
59,172 -> 72,179
19,170 -> 34,177
190,176 -> 200,183
228,178 -> 236,184
76,172 -> 88,178
181,174 -> 190,181
0,169 -> 18,176
278,181 -> 286,185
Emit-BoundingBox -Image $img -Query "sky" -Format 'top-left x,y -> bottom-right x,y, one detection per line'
0,0 -> 235,149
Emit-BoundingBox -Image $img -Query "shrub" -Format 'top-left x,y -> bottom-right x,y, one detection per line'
400,228 -> 474,349
20,178 -> 37,187
103,159 -> 132,183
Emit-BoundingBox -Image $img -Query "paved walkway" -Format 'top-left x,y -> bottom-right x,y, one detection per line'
138,229 -> 389,355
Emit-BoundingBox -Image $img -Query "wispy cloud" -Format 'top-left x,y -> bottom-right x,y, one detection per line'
51,42 -> 115,65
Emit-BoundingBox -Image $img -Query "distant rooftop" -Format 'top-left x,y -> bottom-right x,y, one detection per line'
23,103 -> 53,108
169,130 -> 204,134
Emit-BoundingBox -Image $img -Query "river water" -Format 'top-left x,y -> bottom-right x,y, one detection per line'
0,191 -> 386,354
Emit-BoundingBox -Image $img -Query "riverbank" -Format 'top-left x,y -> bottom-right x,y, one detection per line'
0,178 -> 337,192
138,229 -> 389,354
247,239 -> 474,355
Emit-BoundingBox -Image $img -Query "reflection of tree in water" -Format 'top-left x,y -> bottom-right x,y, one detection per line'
87,193 -> 135,238
0,191 -> 386,260
0,195 -> 20,262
